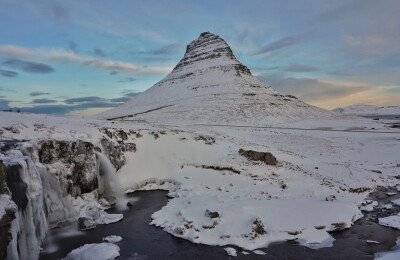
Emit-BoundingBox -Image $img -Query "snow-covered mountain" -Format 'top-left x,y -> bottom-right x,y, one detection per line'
333,105 -> 400,116
96,32 -> 335,125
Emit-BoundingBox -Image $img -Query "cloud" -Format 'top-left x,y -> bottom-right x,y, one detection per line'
121,90 -> 141,97
255,32 -> 310,55
93,48 -> 106,57
2,59 -> 54,74
257,74 -> 400,109
285,64 -> 319,73
0,69 -> 18,77
68,41 -> 79,53
50,4 -> 70,22
64,96 -> 105,104
0,87 -> 16,92
310,0 -> 372,24
0,98 -> 11,110
136,43 -> 181,55
31,98 -> 57,104
30,91 -> 50,97
109,97 -> 130,103
20,98 -> 128,115
343,34 -> 400,57
118,77 -> 136,83
0,45 -> 171,75
137,31 -> 169,44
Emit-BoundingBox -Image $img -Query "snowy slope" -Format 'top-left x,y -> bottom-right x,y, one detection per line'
333,105 -> 400,116
95,32 -> 337,125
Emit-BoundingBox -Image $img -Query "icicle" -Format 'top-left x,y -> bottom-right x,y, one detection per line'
38,167 -> 77,228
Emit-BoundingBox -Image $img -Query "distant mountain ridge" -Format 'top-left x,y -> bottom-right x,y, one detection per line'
96,32 -> 336,125
333,105 -> 400,116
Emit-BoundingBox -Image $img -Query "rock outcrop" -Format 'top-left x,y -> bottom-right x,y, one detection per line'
239,149 -> 277,165
38,140 -> 97,196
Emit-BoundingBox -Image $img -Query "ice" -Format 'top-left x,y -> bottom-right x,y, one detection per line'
62,243 -> 120,260
297,228 -> 335,249
253,250 -> 267,255
379,213 -> 400,229
224,247 -> 237,256
103,235 -> 123,243
391,199 -> 400,206
360,205 -> 374,212
96,213 -> 123,225
375,237 -> 400,260
0,194 -> 17,220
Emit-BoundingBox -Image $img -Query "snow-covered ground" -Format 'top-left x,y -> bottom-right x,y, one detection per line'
333,105 -> 400,116
2,110 -> 399,253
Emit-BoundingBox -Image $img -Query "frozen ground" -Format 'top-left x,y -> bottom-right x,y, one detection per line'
2,110 -> 399,253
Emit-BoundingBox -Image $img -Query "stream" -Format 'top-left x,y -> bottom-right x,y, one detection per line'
39,189 -> 400,260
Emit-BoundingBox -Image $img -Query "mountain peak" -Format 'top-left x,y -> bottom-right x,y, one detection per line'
169,32 -> 251,79
96,32 -> 334,124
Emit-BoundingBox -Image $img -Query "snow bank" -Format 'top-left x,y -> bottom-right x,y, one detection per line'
224,247 -> 237,256
103,235 -> 122,243
379,213 -> 400,229
376,237 -> 400,260
62,243 -> 120,260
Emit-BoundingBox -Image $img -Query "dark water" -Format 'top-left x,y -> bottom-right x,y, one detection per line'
39,190 -> 400,260
362,114 -> 400,120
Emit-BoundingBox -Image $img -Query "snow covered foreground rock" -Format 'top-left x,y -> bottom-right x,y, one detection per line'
0,32 -> 400,259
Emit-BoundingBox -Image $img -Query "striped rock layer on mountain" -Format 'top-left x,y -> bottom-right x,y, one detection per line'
96,32 -> 335,125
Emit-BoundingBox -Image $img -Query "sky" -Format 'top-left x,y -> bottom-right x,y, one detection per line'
0,0 -> 399,116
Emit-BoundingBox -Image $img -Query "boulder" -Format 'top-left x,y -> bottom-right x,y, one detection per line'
239,149 -> 277,165
78,217 -> 96,231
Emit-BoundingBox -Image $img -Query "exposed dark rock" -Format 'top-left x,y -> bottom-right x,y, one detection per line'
349,187 -> 372,193
0,161 -> 7,195
0,203 -> 16,260
239,149 -> 277,165
78,217 -> 96,231
252,218 -> 267,235
194,136 -> 215,145
5,163 -> 28,210
98,196 -> 116,209
326,195 -> 337,202
100,138 -> 126,171
127,200 -> 136,207
170,32 -> 252,79
38,140 -> 97,196
99,128 -> 137,169
195,165 -> 241,174
205,209 -> 220,219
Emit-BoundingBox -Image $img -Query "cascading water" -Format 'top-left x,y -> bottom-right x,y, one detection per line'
95,151 -> 128,209
38,167 -> 77,228
5,157 -> 48,260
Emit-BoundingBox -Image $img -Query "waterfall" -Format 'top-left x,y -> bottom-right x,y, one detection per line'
95,151 -> 127,209
38,167 -> 77,228
5,157 -> 48,260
